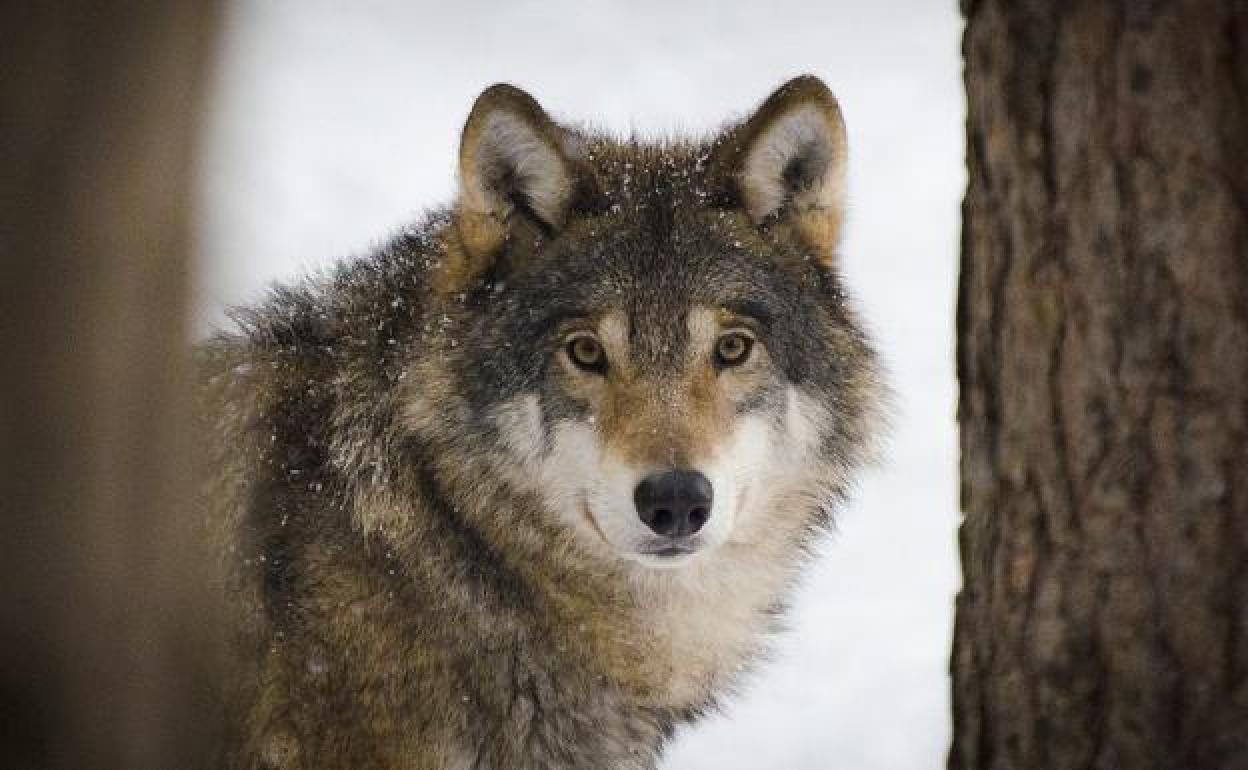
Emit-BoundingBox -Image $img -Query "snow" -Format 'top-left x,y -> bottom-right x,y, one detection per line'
195,1 -> 965,767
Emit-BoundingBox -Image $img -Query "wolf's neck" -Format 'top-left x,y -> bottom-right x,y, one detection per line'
367,453 -> 805,714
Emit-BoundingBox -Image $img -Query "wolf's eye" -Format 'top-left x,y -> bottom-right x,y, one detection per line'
566,334 -> 607,373
715,332 -> 754,368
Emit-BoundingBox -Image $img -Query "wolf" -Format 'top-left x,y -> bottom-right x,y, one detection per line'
198,74 -> 884,769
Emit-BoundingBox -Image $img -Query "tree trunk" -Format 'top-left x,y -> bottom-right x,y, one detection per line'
0,2 -> 222,767
952,1 -> 1248,768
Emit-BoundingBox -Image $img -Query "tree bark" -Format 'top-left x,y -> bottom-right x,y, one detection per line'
0,2 -> 222,767
952,1 -> 1248,768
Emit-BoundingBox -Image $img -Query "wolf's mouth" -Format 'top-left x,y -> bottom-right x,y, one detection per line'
642,546 -> 696,558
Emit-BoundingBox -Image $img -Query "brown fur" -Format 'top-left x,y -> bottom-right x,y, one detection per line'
199,75 -> 882,769
707,75 -> 848,266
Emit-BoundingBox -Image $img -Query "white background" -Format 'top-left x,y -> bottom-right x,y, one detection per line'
196,2 -> 965,767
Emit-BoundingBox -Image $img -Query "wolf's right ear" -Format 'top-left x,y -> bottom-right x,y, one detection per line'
445,84 -> 591,292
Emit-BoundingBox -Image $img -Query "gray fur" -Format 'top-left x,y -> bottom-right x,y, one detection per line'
198,76 -> 883,769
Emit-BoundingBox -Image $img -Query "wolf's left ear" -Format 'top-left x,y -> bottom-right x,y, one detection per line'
446,83 -> 592,291
709,76 -> 848,265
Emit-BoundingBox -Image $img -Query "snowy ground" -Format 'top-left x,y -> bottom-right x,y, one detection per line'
195,2 -> 965,767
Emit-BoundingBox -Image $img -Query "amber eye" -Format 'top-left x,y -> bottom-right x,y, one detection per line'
715,332 -> 754,368
566,334 -> 607,373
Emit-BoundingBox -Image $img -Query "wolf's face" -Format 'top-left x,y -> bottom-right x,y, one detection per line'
487,233 -> 839,569
406,77 -> 879,570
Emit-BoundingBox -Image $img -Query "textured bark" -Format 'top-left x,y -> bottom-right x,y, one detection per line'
0,2 -> 222,767
952,1 -> 1248,768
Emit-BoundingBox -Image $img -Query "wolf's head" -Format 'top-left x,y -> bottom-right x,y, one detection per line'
402,76 -> 882,571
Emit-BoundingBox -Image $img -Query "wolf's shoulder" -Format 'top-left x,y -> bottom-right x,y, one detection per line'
197,211 -> 453,386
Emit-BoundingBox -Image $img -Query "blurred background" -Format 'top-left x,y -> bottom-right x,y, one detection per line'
195,2 -> 964,767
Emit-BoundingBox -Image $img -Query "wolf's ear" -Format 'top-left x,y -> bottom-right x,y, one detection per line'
709,76 -> 848,265
446,84 -> 589,291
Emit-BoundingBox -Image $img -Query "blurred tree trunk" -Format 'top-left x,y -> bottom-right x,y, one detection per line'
952,1 -> 1248,768
0,2 -> 222,768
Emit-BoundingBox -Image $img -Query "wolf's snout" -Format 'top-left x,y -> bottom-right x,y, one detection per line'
633,470 -> 713,537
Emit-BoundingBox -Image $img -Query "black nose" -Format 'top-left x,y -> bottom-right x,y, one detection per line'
633,470 -> 713,537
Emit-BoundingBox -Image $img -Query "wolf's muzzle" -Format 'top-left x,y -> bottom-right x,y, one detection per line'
633,470 -> 713,538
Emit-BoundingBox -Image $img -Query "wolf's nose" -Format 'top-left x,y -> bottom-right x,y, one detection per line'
633,470 -> 713,537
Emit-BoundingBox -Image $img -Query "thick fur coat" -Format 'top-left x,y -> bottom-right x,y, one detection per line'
198,75 -> 883,769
